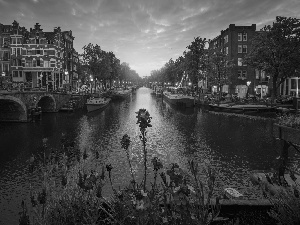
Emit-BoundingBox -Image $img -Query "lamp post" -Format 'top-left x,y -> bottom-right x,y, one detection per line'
246,81 -> 251,99
90,77 -> 93,94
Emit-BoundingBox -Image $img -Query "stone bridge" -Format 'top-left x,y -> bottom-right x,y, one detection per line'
0,91 -> 72,122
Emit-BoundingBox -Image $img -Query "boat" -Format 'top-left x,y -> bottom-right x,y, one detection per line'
60,102 -> 75,112
111,87 -> 132,100
163,87 -> 195,108
86,97 -> 111,112
208,104 -> 277,116
223,188 -> 244,199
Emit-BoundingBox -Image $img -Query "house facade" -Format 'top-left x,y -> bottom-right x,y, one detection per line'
208,24 -> 260,98
0,20 -> 77,91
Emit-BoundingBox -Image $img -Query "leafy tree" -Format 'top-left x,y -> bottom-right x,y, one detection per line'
207,50 -> 234,104
244,16 -> 300,100
185,37 -> 209,88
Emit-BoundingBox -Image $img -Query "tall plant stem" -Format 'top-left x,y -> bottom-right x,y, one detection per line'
142,130 -> 147,191
125,147 -> 136,190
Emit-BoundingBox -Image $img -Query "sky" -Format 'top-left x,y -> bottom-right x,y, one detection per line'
0,0 -> 299,77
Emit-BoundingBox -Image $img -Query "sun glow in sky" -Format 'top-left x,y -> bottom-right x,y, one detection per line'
0,0 -> 299,77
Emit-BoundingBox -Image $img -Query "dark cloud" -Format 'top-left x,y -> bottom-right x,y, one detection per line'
0,0 -> 299,77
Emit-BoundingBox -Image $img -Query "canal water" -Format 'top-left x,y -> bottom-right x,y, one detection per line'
0,87 -> 298,224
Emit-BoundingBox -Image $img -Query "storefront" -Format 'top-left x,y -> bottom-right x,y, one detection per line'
235,85 -> 247,98
279,77 -> 300,97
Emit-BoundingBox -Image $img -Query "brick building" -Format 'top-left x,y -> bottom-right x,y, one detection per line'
208,24 -> 268,98
0,20 -> 78,91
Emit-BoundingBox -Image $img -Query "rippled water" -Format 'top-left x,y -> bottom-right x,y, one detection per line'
1,87 -> 299,224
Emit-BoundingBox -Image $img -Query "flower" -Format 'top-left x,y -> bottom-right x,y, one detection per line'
136,199 -> 145,210
152,157 -> 163,171
121,134 -> 131,150
106,164 -> 113,172
42,138 -> 48,144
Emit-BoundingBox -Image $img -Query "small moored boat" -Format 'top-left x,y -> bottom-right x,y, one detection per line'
86,97 -> 111,112
224,187 -> 243,199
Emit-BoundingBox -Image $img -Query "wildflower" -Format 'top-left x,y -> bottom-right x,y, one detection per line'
30,195 -> 37,207
42,138 -> 48,145
106,164 -> 113,172
37,188 -> 46,205
121,134 -> 131,150
136,199 -> 145,210
61,174 -> 67,187
83,149 -> 88,160
95,151 -> 99,159
152,157 -> 163,171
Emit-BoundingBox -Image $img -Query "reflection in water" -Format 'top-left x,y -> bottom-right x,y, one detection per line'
1,87 -> 299,224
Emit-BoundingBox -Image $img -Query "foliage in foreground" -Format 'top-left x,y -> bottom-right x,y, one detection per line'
277,113 -> 300,129
19,109 -> 222,225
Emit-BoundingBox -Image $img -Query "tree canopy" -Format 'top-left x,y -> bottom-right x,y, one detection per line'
244,16 -> 300,99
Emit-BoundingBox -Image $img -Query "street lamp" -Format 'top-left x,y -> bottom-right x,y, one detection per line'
90,77 -> 93,94
246,81 -> 251,98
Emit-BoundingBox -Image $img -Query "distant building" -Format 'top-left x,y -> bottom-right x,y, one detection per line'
0,20 -> 77,91
208,24 -> 269,98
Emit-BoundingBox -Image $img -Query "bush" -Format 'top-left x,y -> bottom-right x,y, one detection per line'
20,109 -> 222,225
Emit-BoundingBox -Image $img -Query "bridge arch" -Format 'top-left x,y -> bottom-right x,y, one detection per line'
36,94 -> 56,112
0,95 -> 27,122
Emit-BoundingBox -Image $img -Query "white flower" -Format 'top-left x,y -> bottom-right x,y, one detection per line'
141,190 -> 147,197
136,200 -> 144,210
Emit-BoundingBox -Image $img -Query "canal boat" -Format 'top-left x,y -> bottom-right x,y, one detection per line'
223,187 -> 244,199
163,89 -> 195,108
86,97 -> 111,112
111,87 -> 132,100
208,104 -> 277,116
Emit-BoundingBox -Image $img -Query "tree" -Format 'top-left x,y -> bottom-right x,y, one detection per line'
244,16 -> 300,100
185,37 -> 209,88
207,50 -> 234,105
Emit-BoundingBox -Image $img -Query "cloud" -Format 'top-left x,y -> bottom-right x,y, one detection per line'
0,0 -> 299,77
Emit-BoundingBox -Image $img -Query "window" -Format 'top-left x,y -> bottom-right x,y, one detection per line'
26,60 -> 32,67
27,49 -> 32,55
36,49 -> 41,55
238,58 -> 243,66
17,38 -> 22,44
16,48 -> 21,56
242,45 -> 247,53
238,70 -> 242,78
238,70 -> 247,79
50,60 -> 56,67
44,61 -> 50,67
261,70 -> 266,79
225,47 -> 228,55
238,45 -> 242,53
11,38 -> 17,44
243,33 -> 247,41
33,59 -> 37,67
255,69 -> 260,79
19,71 -> 22,77
40,59 -> 43,67
13,71 -> 18,77
238,33 -> 242,41
36,38 -> 39,44
11,48 -> 16,55
12,59 -> 17,66
44,50 -> 47,55
22,60 -> 25,67
224,35 -> 228,44
37,59 -> 40,67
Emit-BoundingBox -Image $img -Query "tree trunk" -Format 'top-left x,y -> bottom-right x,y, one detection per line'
272,73 -> 278,104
